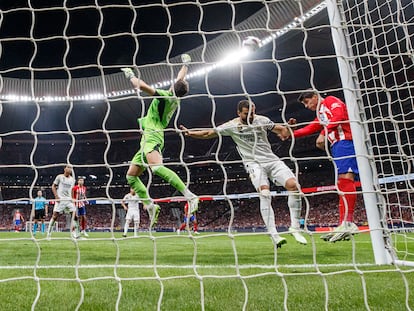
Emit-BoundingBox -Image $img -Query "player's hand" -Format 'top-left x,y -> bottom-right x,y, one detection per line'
179,125 -> 189,136
181,54 -> 191,64
287,118 -> 297,125
121,67 -> 136,79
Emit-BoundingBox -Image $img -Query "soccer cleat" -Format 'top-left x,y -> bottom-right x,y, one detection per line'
71,231 -> 80,240
122,234 -> 127,238
149,204 -> 161,229
121,67 -> 135,80
194,231 -> 200,235
288,227 -> 307,245
176,229 -> 180,235
271,234 -> 287,248
46,233 -> 52,240
188,197 -> 199,214
329,222 -> 358,243
320,232 -> 334,241
81,230 -> 89,237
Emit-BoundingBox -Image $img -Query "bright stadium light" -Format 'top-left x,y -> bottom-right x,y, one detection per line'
0,2 -> 326,103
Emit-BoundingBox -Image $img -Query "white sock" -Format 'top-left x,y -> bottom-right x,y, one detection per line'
288,192 -> 302,229
133,221 -> 139,235
124,220 -> 130,235
259,194 -> 277,235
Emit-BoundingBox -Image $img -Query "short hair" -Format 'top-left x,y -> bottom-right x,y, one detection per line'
298,91 -> 317,103
237,99 -> 254,112
173,79 -> 189,97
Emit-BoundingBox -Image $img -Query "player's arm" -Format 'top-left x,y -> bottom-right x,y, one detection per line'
121,68 -> 156,96
180,125 -> 218,139
121,197 -> 128,211
52,182 -> 59,200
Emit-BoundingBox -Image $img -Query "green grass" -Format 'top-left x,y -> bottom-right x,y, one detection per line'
0,231 -> 413,310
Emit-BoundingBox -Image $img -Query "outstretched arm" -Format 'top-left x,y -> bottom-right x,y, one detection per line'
180,125 -> 218,139
121,68 -> 156,96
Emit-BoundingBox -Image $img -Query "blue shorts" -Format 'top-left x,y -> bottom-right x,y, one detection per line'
183,215 -> 196,223
15,220 -> 21,226
331,140 -> 359,175
78,206 -> 87,216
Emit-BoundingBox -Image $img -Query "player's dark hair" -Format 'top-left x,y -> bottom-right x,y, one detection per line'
238,99 -> 254,112
174,79 -> 189,97
298,91 -> 317,102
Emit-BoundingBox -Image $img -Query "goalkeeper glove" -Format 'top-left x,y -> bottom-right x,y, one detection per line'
181,54 -> 191,64
121,68 -> 136,80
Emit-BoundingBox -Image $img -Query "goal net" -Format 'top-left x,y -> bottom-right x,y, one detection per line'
0,0 -> 413,310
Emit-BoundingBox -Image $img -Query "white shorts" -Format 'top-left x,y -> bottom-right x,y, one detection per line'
54,200 -> 76,214
244,160 -> 295,190
126,209 -> 140,222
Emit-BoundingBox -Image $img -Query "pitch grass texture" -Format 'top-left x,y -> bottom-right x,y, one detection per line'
0,231 -> 413,310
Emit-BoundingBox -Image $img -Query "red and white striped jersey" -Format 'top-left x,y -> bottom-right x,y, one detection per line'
293,96 -> 353,145
73,185 -> 87,208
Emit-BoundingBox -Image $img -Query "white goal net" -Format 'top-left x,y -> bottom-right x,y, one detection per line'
0,0 -> 413,310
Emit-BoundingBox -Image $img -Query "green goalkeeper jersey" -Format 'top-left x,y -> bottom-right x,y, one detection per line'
138,89 -> 180,132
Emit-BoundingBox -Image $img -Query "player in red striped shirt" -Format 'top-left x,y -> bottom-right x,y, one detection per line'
72,177 -> 89,237
176,202 -> 199,235
281,91 -> 359,242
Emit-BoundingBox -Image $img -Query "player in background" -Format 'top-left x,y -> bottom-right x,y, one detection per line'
121,54 -> 199,230
13,209 -> 24,232
47,164 -> 79,239
72,177 -> 89,237
280,91 -> 359,242
121,187 -> 141,237
176,202 -> 200,235
181,100 -> 307,248
32,190 -> 48,236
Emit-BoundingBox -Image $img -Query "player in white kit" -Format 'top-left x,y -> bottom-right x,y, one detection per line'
181,100 -> 307,247
47,164 -> 79,239
121,188 -> 141,237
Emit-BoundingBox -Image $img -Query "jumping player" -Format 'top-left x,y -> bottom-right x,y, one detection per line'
72,177 -> 89,237
181,100 -> 307,247
280,91 -> 359,242
121,54 -> 199,229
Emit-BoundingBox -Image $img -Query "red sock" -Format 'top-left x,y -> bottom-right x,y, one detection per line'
193,222 -> 198,232
82,218 -> 86,231
338,178 -> 357,223
179,223 -> 186,231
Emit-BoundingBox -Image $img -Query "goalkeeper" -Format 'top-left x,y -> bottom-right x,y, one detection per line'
121,54 -> 198,229
181,100 -> 307,248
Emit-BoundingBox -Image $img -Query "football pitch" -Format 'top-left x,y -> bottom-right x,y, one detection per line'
0,231 -> 413,311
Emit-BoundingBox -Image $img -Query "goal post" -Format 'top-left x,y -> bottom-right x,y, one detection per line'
325,0 -> 393,265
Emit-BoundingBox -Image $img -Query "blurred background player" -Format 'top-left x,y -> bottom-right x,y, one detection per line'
280,91 -> 359,242
72,177 -> 89,237
177,202 -> 200,235
121,187 -> 141,237
13,209 -> 24,232
121,54 -> 199,229
181,100 -> 307,247
48,164 -> 79,239
32,190 -> 48,236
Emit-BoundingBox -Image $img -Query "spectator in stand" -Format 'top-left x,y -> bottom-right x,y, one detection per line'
280,91 -> 359,242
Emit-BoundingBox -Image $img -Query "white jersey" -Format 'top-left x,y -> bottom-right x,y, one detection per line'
216,115 -> 280,163
123,193 -> 140,211
53,174 -> 75,200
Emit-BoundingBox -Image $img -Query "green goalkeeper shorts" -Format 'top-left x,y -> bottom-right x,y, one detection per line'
131,131 -> 164,167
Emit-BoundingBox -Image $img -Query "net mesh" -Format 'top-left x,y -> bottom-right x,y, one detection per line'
0,0 -> 413,310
